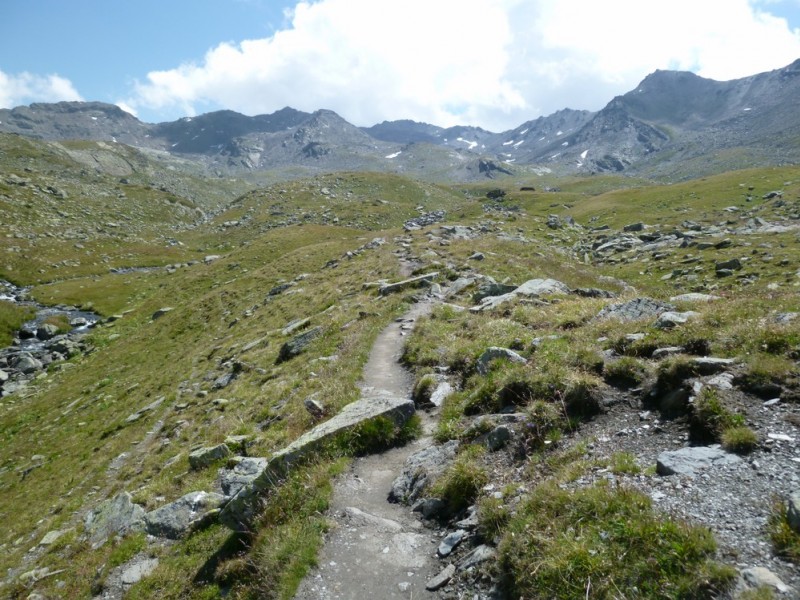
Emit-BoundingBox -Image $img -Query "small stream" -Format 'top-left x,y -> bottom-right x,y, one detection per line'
1,279 -> 101,395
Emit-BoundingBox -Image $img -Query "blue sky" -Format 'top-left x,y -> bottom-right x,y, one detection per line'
2,0 -> 799,131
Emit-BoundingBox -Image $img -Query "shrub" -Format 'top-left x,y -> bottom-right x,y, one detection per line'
767,497 -> 800,564
690,388 -> 743,443
603,356 -> 647,388
721,426 -> 758,454
430,446 -> 488,515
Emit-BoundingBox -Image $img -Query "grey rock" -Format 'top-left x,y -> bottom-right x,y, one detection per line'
188,444 -> 231,470
304,397 -> 325,418
715,258 -> 742,271
476,347 -> 526,375
36,323 -> 60,340
654,311 -> 698,329
343,506 -> 403,532
429,381 -> 453,407
224,434 -> 252,454
438,529 -> 467,557
426,564 -> 456,591
219,457 -> 269,497
656,445 -> 741,476
39,529 -> 69,546
596,298 -> 675,322
472,280 -> 517,303
221,395 -> 415,529
624,222 -> 646,232
486,426 -> 512,451
740,566 -> 792,595
281,317 -> 310,336
788,490 -> 800,534
13,352 -> 43,374
390,440 -> 459,504
120,557 -> 159,586
471,278 -> 569,312
691,356 -> 738,375
276,326 -> 323,363
213,371 -> 235,389
0,368 -> 8,383
670,293 -> 720,303
652,346 -> 684,359
413,497 -> 448,519
84,491 -> 145,546
458,544 -> 496,571
151,307 -> 174,320
144,491 -> 225,539
124,396 -> 164,424
468,252 -> 485,261
379,272 -> 438,296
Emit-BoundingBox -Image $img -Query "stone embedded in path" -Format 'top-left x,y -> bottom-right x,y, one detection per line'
276,326 -> 323,363
390,440 -> 460,504
438,529 -> 467,557
84,491 -> 145,547
476,347 -> 527,375
144,491 -> 225,539
343,506 -> 403,533
426,564 -> 456,591
220,394 -> 415,529
378,272 -> 438,296
656,445 -> 741,476
458,544 -> 496,571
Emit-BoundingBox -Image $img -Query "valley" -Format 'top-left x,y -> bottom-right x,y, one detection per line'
1,62 -> 799,600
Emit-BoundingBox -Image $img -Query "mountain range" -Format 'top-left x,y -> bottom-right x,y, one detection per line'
2,58 -> 799,180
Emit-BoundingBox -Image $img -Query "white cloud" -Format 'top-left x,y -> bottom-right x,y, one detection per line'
0,71 -> 83,108
123,0 -> 800,131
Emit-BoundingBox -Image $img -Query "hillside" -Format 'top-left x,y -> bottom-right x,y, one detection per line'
0,124 -> 799,598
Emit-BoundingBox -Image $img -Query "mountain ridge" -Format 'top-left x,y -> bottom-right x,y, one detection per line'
1,58 -> 799,179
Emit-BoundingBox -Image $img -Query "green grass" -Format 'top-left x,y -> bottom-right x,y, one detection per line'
0,300 -> 35,346
768,498 -> 800,564
499,483 -> 736,599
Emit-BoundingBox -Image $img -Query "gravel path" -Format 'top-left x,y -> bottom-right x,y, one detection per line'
294,299 -> 441,600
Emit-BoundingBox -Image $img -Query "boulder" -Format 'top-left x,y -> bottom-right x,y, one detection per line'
84,492 -> 145,546
221,395 -> 415,529
656,445 -> 741,476
740,567 -> 792,595
390,440 -> 460,504
476,347 -> 527,375
471,278 -> 569,312
276,326 -> 323,363
13,352 -> 43,374
715,258 -> 742,272
144,491 -> 225,539
669,293 -> 720,303
188,444 -> 231,470
36,323 -> 60,340
429,381 -> 453,407
219,457 -> 269,497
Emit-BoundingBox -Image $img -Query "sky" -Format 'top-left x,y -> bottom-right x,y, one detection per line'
1,0 -> 800,132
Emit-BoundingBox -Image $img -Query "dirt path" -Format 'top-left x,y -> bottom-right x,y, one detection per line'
294,299 -> 441,600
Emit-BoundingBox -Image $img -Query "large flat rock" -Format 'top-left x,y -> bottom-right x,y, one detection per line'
220,395 -> 415,530
656,445 -> 741,476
